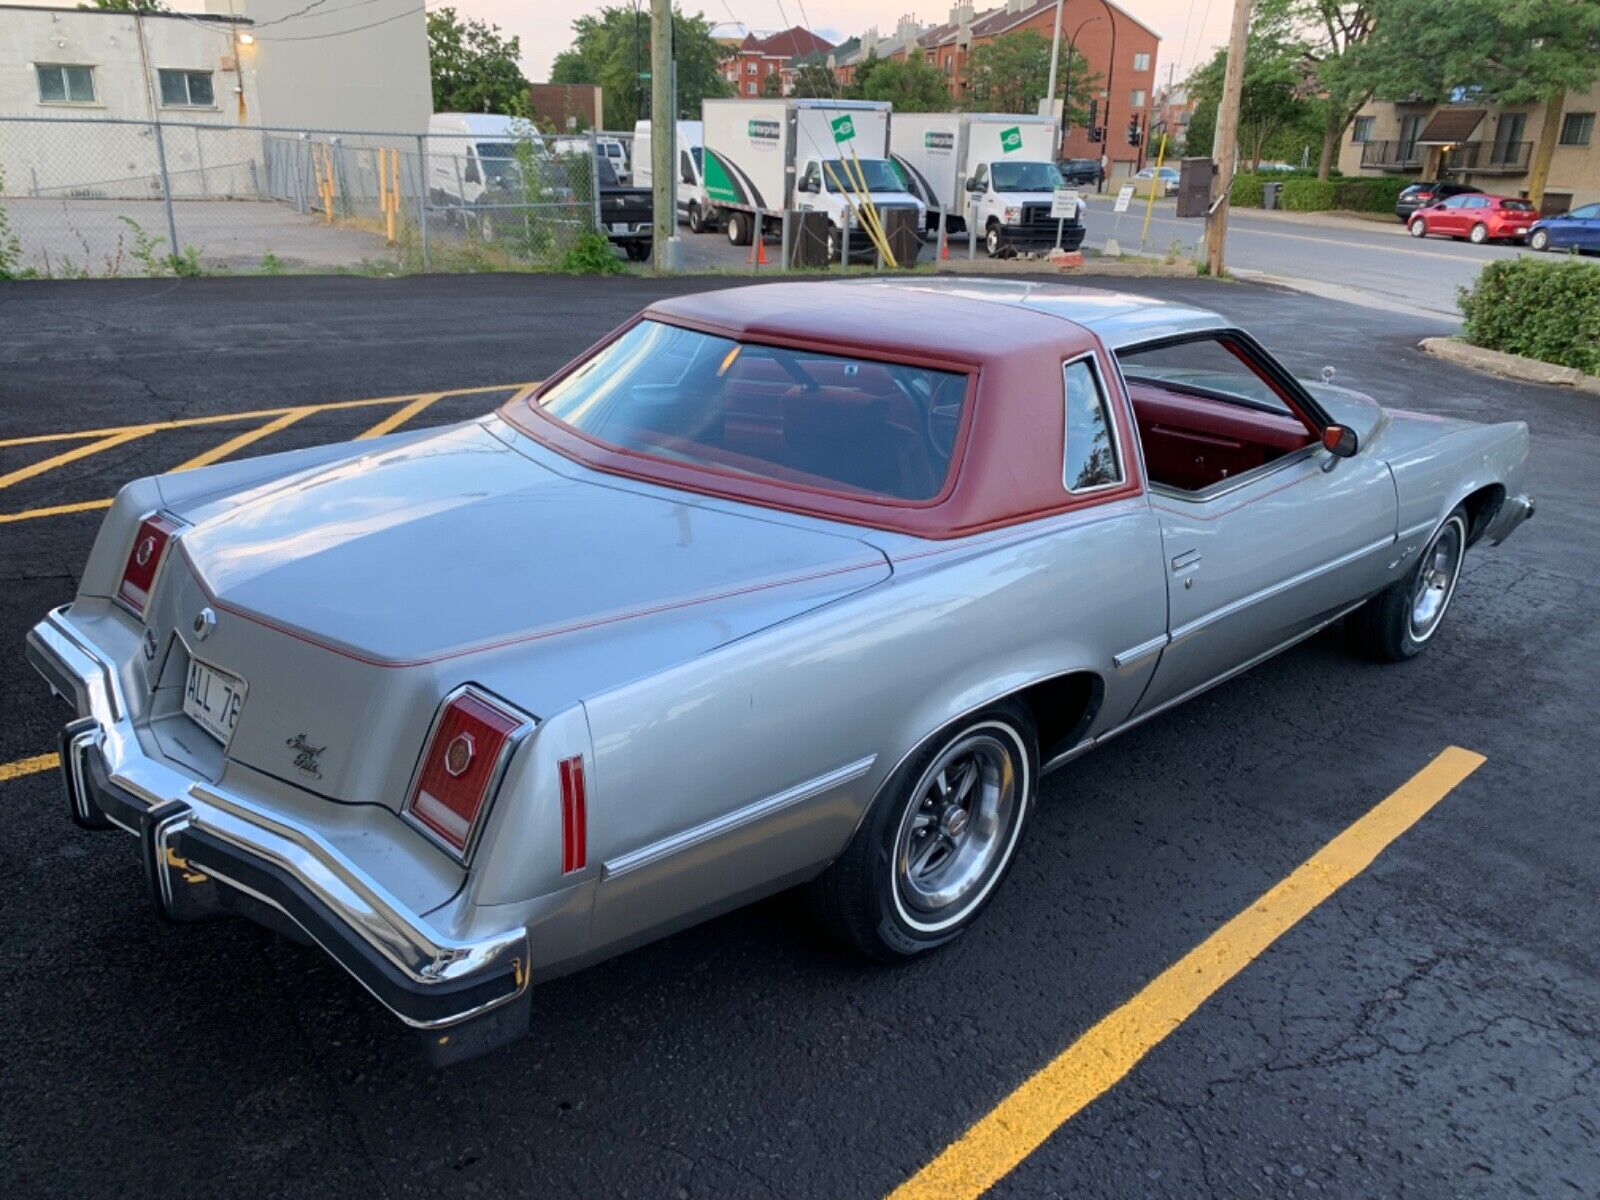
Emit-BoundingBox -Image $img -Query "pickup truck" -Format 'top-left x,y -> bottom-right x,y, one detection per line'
595,157 -> 653,261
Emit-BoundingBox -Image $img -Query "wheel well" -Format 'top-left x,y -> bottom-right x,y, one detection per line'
1011,671 -> 1102,763
1460,484 -> 1505,545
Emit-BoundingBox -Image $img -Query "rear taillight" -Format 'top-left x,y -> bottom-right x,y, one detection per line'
116,513 -> 182,618
404,687 -> 531,861
559,756 -> 587,873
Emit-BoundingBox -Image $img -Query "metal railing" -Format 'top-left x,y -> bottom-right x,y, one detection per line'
1441,140 -> 1533,174
0,115 -> 615,278
1358,140 -> 1423,171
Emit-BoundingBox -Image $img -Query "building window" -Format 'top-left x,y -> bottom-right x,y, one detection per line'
1133,52 -> 1150,71
35,64 -> 96,105
1559,112 -> 1594,146
746,81 -> 756,95
1352,115 -> 1375,143
159,69 -> 215,108
746,61 -> 757,74
1130,89 -> 1145,108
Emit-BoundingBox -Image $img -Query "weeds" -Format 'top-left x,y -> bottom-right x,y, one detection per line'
258,252 -> 285,275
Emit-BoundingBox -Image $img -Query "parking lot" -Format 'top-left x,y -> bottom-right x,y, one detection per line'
1,272 -> 1596,1199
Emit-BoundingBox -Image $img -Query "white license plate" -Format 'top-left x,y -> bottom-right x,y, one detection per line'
609,222 -> 629,234
183,657 -> 247,745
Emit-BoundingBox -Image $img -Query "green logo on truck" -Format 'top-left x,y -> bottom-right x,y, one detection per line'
830,114 -> 856,144
924,131 -> 955,151
1000,126 -> 1023,153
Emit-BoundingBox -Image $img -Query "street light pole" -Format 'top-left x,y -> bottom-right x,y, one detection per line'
1062,16 -> 1099,149
1044,0 -> 1065,118
1205,0 -> 1253,277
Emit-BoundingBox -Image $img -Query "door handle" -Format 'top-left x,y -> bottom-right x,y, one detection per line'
1171,549 -> 1202,572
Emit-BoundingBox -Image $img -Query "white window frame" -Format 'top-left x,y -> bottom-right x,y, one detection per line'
1061,353 -> 1125,495
158,68 -> 216,109
35,63 -> 97,106
1352,115 -> 1375,143
1132,52 -> 1150,72
1130,89 -> 1146,109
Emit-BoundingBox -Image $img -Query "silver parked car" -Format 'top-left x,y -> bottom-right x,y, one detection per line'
28,281 -> 1533,1062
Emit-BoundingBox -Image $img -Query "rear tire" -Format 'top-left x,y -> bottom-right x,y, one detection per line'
1409,218 -> 1427,238
809,702 -> 1037,961
1469,222 -> 1489,244
726,211 -> 751,246
624,241 -> 651,262
1350,507 -> 1469,662
1529,228 -> 1550,252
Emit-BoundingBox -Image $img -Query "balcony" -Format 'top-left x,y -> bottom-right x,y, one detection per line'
1440,140 -> 1532,174
1359,140 -> 1423,171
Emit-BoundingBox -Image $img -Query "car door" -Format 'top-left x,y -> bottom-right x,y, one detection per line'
1570,203 -> 1600,250
1431,195 -> 1469,234
1120,333 -> 1398,716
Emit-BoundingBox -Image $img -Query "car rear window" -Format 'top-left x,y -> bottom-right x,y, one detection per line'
538,319 -> 970,502
1498,199 -> 1534,211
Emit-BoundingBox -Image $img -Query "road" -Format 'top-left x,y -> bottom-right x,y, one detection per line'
671,198 -> 1535,320
1,273 -> 1595,1199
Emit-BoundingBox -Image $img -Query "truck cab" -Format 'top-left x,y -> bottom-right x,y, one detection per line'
794,155 -> 926,260
965,159 -> 1086,256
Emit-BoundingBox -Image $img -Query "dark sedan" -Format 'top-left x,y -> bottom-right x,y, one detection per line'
1395,181 -> 1479,222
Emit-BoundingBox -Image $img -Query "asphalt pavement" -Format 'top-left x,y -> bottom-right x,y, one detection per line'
0,273 -> 1595,1199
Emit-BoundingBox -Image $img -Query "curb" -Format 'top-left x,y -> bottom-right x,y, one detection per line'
935,256 -> 1197,279
1418,337 -> 1600,392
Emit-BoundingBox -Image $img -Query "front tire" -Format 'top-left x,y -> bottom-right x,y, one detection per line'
624,241 -> 652,262
1469,222 -> 1489,244
985,221 -> 1003,257
809,703 -> 1037,961
1409,218 -> 1428,239
1529,228 -> 1550,252
687,203 -> 705,234
1351,507 -> 1469,662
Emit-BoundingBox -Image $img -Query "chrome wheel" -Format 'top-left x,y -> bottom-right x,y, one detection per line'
1409,515 -> 1466,643
1409,219 -> 1427,238
1469,222 -> 1488,244
985,224 -> 1002,256
1530,228 -> 1549,252
892,724 -> 1026,933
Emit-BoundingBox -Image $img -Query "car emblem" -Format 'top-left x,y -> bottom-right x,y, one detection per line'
286,732 -> 325,779
135,536 -> 156,567
192,607 -> 216,641
444,732 -> 475,777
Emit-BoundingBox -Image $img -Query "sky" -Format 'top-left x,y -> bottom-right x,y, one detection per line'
466,1 -> 1232,89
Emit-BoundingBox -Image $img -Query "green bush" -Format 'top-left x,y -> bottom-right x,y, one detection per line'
1281,179 -> 1336,211
1332,177 -> 1409,213
559,230 -> 626,275
1230,172 -> 1264,208
1459,257 -> 1600,375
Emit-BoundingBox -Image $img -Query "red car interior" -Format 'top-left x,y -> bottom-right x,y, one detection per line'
1125,381 -> 1316,492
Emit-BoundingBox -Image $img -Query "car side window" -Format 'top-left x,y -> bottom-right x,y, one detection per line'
799,161 -> 820,193
1063,357 -> 1122,493
1466,196 -> 1489,209
973,163 -> 988,190
1570,203 -> 1600,219
1116,335 -> 1291,415
1442,196 -> 1466,209
680,150 -> 695,185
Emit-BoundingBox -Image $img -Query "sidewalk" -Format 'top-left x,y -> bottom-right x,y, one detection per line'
1082,193 -> 1410,239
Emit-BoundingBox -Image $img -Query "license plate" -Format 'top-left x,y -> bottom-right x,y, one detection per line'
609,222 -> 629,234
183,656 -> 247,746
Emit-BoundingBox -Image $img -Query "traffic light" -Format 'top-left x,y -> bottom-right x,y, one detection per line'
1126,116 -> 1142,147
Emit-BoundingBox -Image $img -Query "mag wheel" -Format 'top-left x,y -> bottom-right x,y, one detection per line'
1469,222 -> 1489,244
809,703 -> 1037,961
1409,218 -> 1427,238
1352,507 -> 1469,662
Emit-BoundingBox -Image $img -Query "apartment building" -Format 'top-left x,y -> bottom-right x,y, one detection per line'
1340,84 -> 1600,212
721,26 -> 835,98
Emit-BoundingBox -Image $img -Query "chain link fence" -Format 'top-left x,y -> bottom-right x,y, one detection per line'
0,116 -> 621,278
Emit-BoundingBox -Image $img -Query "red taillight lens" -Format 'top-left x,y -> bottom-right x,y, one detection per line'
405,688 -> 528,860
116,513 -> 182,618
559,756 -> 587,874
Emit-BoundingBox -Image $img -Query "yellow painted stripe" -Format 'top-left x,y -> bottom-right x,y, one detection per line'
888,745 -> 1487,1200
356,391 -> 444,440
171,407 -> 313,473
0,497 -> 114,525
0,753 -> 58,783
0,426 -> 154,491
0,383 -> 527,449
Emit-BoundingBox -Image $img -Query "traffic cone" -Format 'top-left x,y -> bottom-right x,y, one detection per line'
940,234 -> 950,260
756,231 -> 767,267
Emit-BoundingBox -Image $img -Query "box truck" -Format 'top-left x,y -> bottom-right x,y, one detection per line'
700,98 -> 925,258
632,120 -> 708,230
890,112 -> 1085,256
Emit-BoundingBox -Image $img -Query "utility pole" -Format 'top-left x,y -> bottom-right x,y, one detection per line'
1205,0 -> 1252,276
1044,0 -> 1065,119
650,0 -> 673,272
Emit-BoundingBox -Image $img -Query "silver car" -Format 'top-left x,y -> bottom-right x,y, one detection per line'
28,280 -> 1533,1063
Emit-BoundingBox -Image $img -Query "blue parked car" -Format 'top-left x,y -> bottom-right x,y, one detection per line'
1527,202 -> 1600,253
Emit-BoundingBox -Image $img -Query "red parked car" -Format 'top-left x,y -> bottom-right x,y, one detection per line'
1408,194 -> 1537,244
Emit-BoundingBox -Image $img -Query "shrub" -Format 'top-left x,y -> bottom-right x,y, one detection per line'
559,230 -> 626,275
1458,257 -> 1600,375
1333,177 -> 1409,213
1281,179 -> 1336,211
1230,172 -> 1264,208
0,169 -> 20,280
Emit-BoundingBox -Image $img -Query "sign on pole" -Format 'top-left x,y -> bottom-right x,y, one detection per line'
1050,187 -> 1080,219
1114,183 -> 1136,213
830,114 -> 856,144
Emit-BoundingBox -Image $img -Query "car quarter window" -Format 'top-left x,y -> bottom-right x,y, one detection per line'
1115,335 -> 1291,415
1062,357 -> 1122,492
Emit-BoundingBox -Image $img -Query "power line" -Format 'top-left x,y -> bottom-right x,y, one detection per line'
250,2 -> 434,42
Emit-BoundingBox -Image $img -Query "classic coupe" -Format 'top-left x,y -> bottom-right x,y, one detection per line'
28,281 -> 1533,1062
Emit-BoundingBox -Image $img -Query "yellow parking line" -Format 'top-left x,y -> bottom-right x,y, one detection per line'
0,753 -> 58,783
0,498 -> 114,526
172,407 -> 313,473
0,383 -> 527,449
887,745 -> 1486,1200
356,391 -> 444,440
0,426 -> 154,491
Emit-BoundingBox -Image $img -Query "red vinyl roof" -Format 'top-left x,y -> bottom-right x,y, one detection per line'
502,282 -> 1140,540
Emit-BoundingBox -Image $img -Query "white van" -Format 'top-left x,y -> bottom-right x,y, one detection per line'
633,120 -> 706,229
426,112 -> 545,208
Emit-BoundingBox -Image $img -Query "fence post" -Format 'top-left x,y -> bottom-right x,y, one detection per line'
150,119 -> 181,261
194,126 -> 208,197
587,130 -> 602,239
840,219 -> 849,273
415,134 -> 429,273
779,208 -> 791,270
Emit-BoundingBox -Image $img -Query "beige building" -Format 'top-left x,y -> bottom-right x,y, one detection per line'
1339,83 -> 1599,213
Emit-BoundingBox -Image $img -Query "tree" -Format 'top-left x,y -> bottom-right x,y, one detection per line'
843,51 -> 884,100
1185,19 -> 1317,168
428,7 -> 530,115
81,0 -> 167,11
1343,0 -> 1600,206
860,50 -> 953,112
786,60 -> 839,100
1270,1 -> 1377,179
965,31 -> 1052,115
550,6 -> 733,131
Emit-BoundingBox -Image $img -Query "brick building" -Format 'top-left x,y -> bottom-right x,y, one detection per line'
721,26 -> 835,98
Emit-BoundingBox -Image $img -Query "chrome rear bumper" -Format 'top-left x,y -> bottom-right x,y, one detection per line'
1487,492 -> 1535,545
27,607 -> 531,1050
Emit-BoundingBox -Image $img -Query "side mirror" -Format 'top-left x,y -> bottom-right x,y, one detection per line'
1321,424 -> 1358,458
965,176 -> 979,192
